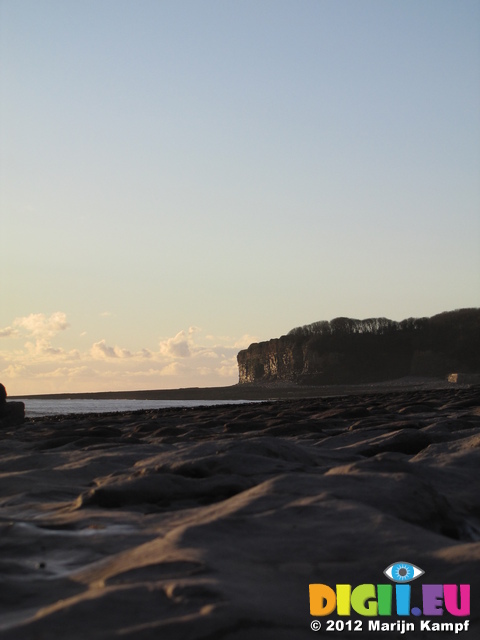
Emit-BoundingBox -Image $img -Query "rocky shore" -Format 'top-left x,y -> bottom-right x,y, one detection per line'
0,385 -> 479,638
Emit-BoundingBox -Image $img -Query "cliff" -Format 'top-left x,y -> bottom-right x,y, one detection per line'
237,308 -> 480,385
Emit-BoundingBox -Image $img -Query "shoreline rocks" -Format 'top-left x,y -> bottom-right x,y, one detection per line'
0,385 -> 478,639
0,383 -> 24,426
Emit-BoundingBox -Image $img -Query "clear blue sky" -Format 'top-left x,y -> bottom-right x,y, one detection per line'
1,0 -> 479,394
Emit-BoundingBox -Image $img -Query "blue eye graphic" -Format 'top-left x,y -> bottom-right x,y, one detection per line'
383,562 -> 424,583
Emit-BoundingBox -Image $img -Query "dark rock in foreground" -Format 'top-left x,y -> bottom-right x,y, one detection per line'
0,386 -> 479,638
0,383 -> 24,426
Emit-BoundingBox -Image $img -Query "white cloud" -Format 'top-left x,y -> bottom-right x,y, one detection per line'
91,340 -> 133,360
0,326 -> 16,338
91,340 -> 152,360
0,311 -> 70,339
159,361 -> 183,376
25,339 -> 64,357
14,312 -> 69,338
159,331 -> 191,358
91,340 -> 117,359
3,363 -> 27,378
6,312 -> 71,360
0,317 -> 248,394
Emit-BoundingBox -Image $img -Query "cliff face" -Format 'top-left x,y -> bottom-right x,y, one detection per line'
237,338 -> 304,384
237,309 -> 480,385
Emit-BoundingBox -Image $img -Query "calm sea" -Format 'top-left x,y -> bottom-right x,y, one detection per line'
17,399 -> 256,418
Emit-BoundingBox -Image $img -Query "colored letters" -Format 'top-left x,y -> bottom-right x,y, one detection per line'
309,582 -> 470,617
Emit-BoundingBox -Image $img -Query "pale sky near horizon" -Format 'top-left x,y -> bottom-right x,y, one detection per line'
1,0 -> 479,395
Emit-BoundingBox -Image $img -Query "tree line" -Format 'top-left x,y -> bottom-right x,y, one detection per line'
280,308 -> 480,383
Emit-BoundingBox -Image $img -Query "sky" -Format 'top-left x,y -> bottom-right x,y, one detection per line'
1,0 -> 479,395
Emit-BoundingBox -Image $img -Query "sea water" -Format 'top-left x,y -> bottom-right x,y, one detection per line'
17,398 -> 256,418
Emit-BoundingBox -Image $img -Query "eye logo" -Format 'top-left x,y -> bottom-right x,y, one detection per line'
383,561 -> 424,583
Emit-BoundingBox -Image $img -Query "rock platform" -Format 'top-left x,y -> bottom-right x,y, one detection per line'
0,386 -> 479,638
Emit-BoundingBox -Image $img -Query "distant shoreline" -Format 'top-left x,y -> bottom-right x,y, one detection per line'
11,376 -> 461,402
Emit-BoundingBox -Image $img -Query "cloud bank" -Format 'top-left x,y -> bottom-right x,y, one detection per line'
0,312 -> 255,395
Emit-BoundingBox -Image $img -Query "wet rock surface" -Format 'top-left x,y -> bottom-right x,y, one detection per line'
0,386 -> 479,638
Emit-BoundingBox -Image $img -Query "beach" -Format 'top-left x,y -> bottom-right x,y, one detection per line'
0,384 -> 479,639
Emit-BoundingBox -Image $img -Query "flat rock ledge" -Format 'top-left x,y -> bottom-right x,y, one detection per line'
0,385 -> 479,639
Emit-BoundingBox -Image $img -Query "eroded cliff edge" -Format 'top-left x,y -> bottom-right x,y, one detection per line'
237,308 -> 480,385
